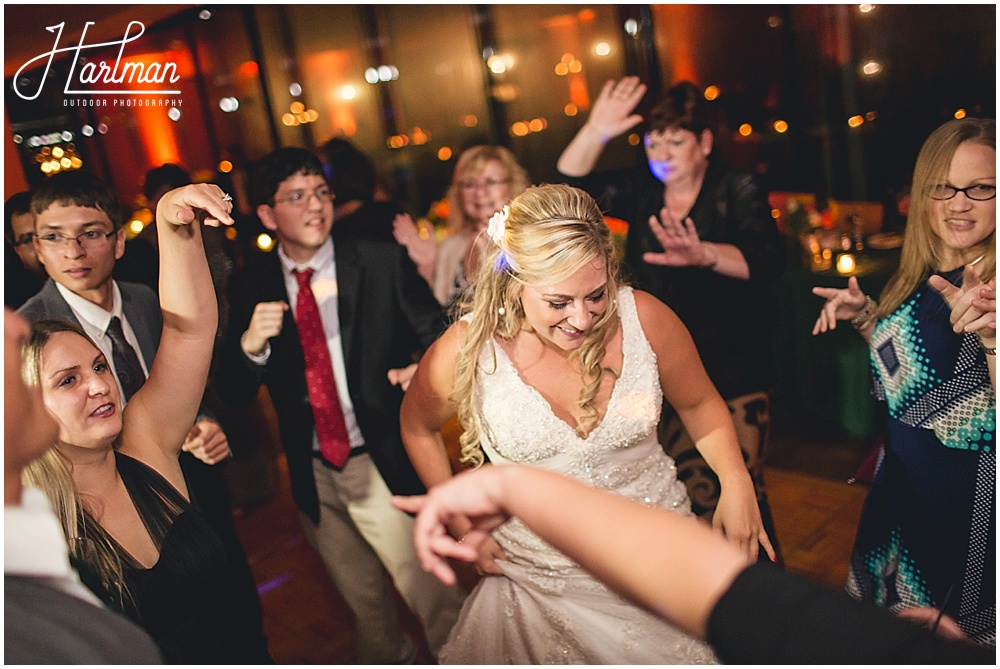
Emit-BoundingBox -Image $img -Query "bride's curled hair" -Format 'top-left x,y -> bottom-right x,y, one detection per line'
451,184 -> 621,467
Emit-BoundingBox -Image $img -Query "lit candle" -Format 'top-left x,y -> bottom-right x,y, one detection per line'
836,253 -> 856,274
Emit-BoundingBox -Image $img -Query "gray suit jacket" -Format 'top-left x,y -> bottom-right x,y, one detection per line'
5,575 -> 163,664
18,278 -> 162,365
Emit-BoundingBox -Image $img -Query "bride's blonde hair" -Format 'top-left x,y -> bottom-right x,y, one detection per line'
451,184 -> 621,467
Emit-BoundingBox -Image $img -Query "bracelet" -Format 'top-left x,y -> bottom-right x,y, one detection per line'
980,339 -> 997,356
850,295 -> 878,330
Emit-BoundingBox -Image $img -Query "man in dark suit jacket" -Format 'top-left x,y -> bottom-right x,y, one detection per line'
16,171 -> 269,659
4,307 -> 163,665
218,147 -> 464,663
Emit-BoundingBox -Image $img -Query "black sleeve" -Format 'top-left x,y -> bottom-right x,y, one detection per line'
723,172 -> 786,282
707,563 -> 995,664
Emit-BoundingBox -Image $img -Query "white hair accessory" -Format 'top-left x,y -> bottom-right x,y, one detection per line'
487,205 -> 509,245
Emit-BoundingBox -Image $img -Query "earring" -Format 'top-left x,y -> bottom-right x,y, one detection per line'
498,307 -> 506,316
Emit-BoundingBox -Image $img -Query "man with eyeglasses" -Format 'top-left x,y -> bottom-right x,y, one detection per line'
218,147 -> 464,664
17,173 -> 162,377
5,191 -> 45,308
16,170 -> 271,661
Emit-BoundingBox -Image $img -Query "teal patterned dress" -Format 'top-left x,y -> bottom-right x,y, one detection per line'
847,267 -> 995,645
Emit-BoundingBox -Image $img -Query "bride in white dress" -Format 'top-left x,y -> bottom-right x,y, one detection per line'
401,184 -> 774,664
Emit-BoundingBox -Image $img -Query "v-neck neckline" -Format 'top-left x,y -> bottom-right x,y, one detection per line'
490,325 -> 626,443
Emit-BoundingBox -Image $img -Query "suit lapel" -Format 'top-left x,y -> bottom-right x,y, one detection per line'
40,280 -> 80,324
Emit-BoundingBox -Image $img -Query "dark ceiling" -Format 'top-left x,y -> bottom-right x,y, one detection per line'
4,4 -> 190,79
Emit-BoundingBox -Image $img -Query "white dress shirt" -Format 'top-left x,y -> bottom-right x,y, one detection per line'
55,281 -> 150,404
5,487 -> 103,605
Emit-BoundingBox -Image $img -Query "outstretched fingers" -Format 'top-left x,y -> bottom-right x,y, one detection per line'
392,495 -> 479,585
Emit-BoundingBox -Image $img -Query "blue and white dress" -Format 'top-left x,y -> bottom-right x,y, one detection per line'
848,267 -> 995,646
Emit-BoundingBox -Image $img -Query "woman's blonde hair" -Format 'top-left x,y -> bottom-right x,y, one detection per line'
447,145 -> 530,234
20,319 -> 129,608
451,184 -> 621,467
878,118 -> 996,317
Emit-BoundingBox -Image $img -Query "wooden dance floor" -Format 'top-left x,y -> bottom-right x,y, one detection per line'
232,457 -> 868,664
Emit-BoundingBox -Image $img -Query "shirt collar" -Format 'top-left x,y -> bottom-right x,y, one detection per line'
55,281 -> 123,333
277,236 -> 334,276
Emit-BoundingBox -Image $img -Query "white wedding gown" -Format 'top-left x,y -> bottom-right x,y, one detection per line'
439,287 -> 718,664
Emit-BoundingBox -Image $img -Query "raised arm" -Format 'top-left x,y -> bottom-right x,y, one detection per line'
634,290 -> 774,561
556,77 -> 646,177
119,185 -> 233,485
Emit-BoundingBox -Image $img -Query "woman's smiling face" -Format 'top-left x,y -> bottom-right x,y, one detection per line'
520,258 -> 609,352
928,140 -> 996,268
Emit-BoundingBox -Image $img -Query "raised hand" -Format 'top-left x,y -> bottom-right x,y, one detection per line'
393,213 -> 436,283
584,77 -> 647,142
642,207 -> 711,267
157,183 -> 234,229
242,301 -> 289,356
928,263 -> 996,343
812,276 -> 869,335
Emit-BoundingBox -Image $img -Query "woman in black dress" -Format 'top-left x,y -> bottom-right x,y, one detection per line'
21,185 -> 271,663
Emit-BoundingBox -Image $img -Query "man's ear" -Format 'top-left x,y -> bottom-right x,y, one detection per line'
114,228 -> 126,261
257,204 -> 278,232
699,129 -> 714,157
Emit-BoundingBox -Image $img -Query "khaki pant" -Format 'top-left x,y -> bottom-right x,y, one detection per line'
298,455 -> 466,663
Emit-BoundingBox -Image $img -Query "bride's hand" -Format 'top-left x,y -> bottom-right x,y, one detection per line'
474,536 -> 506,576
713,476 -> 776,563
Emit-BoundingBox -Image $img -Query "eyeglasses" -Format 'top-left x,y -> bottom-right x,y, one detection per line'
273,186 -> 334,207
926,183 -> 996,201
12,232 -> 34,247
458,178 -> 510,192
35,229 -> 116,249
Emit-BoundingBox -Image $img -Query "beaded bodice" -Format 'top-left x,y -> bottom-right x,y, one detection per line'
475,287 -> 691,570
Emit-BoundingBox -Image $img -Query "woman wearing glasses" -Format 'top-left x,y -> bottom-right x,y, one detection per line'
394,146 -> 530,307
813,117 -> 996,645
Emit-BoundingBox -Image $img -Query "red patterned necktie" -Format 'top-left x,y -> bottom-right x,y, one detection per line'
292,268 -> 352,467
